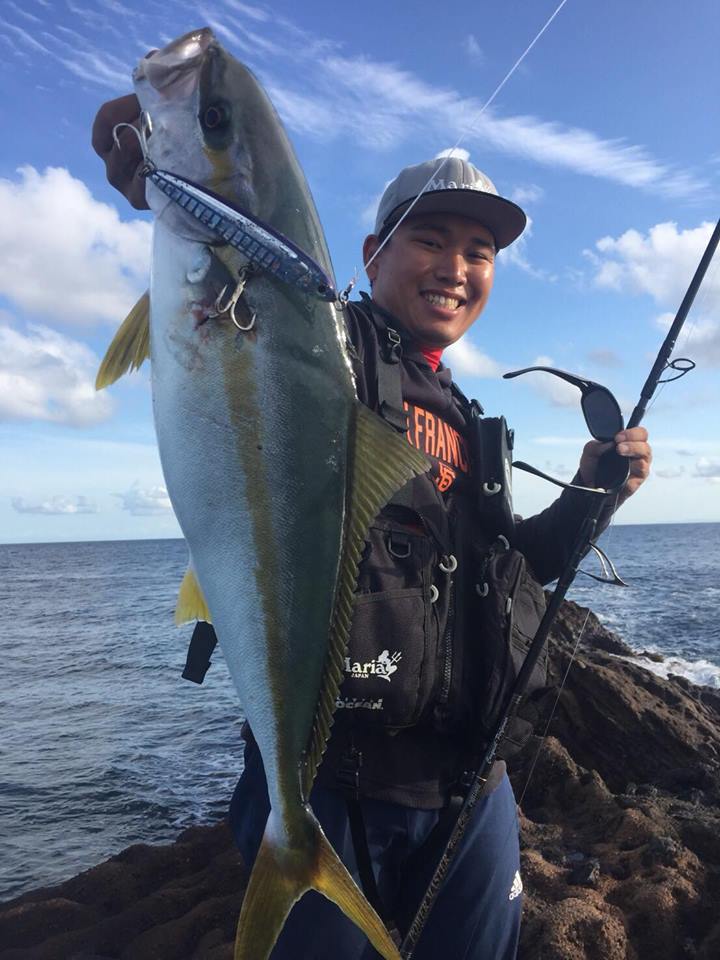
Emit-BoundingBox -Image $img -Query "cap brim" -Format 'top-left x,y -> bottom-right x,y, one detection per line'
382,190 -> 527,250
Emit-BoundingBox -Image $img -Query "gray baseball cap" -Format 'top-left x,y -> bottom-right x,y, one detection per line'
374,157 -> 527,249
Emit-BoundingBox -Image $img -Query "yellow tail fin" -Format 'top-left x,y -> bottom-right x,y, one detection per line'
234,809 -> 400,960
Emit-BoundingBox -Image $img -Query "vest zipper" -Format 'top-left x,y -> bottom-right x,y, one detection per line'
439,575 -> 455,704
506,554 -> 526,647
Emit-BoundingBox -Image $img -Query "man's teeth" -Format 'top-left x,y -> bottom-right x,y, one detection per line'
423,292 -> 461,309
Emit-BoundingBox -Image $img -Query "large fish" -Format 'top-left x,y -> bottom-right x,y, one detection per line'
97,28 -> 428,960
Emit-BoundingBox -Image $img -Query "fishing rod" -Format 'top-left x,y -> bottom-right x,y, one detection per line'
400,216 -> 719,958
627,217 -> 720,430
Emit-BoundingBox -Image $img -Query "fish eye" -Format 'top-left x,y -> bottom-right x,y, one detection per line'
202,104 -> 229,130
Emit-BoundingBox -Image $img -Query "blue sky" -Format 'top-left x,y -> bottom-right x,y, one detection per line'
1,0 -> 718,543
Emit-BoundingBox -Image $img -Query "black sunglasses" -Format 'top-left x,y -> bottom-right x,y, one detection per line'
503,366 -> 630,491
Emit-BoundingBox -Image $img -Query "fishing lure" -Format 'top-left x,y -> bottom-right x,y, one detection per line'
114,114 -> 338,303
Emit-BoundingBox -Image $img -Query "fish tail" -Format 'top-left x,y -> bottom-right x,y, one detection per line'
234,808 -> 400,960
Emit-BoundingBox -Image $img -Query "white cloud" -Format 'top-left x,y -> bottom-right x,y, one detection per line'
587,220 -> 720,366
694,458 -> 720,480
117,483 -> 173,516
29,7 -> 705,200
265,51 -> 705,197
0,166 -> 150,326
511,184 -> 544,206
435,147 -> 471,161
678,317 -> 720,367
499,212 -> 553,281
0,319 -> 114,426
587,348 -> 622,368
509,358 -> 581,407
220,0 -> 271,21
12,495 -> 98,514
464,35 -> 485,65
590,221 -> 719,305
444,339 -> 502,378
0,17 -> 51,55
58,51 -> 131,89
655,466 -> 685,479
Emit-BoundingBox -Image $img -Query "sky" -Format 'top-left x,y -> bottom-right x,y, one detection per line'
0,0 -> 718,544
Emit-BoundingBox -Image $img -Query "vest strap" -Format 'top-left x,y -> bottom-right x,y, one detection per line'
181,620 -> 218,684
359,293 -> 408,433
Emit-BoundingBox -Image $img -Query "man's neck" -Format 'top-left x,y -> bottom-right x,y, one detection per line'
364,292 -> 443,369
420,346 -> 443,371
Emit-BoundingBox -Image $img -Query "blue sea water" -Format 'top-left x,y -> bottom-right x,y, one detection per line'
0,524 -> 718,902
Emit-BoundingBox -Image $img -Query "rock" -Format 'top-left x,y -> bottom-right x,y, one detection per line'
567,858 -> 601,887
511,598 -> 720,960
0,822 -> 242,960
641,835 -> 683,867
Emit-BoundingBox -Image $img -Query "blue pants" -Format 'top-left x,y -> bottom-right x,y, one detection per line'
229,740 -> 522,960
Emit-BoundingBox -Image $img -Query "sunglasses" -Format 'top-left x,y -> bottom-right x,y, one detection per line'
503,365 -> 631,586
503,366 -> 631,492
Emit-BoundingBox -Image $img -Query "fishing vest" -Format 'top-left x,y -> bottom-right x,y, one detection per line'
330,296 -> 548,761
182,295 -> 549,781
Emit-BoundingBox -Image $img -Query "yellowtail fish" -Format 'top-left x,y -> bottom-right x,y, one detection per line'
96,28 -> 428,960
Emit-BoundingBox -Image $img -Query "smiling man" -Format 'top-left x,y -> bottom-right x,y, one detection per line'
230,156 -> 652,960
92,98 -> 651,959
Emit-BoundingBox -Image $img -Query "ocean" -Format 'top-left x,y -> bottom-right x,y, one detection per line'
1,524 -> 718,902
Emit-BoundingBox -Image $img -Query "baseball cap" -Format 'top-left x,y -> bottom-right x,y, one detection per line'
374,157 -> 527,250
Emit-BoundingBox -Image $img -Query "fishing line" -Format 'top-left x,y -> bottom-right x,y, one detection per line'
517,229 -> 720,807
358,0 -> 571,282
516,607 -> 591,808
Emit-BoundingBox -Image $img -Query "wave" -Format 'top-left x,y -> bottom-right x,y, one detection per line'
623,652 -> 720,689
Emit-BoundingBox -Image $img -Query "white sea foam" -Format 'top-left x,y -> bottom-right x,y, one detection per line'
622,653 -> 720,689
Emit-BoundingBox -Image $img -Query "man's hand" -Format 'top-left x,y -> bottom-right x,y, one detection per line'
91,93 -> 149,210
579,427 -> 652,506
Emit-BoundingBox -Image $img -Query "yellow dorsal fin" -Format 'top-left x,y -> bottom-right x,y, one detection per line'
175,567 -> 212,625
302,403 -> 430,795
95,291 -> 150,390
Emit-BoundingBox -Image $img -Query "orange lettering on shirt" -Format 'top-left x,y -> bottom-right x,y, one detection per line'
437,463 -> 456,492
435,418 -> 447,460
414,406 -> 424,449
445,426 -> 459,466
424,411 -> 436,457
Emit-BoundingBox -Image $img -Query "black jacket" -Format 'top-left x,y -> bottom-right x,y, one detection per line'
312,296 -> 605,808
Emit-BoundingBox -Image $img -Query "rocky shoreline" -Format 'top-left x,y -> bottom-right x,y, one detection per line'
2,599 -> 719,959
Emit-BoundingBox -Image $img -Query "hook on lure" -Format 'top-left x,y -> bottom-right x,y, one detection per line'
112,111 -> 155,176
111,110 -> 337,303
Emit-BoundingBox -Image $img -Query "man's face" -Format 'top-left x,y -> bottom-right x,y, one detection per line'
363,212 -> 496,348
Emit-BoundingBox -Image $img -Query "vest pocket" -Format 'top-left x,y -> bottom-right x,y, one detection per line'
474,546 -> 547,748
336,587 -> 436,729
336,514 -> 443,730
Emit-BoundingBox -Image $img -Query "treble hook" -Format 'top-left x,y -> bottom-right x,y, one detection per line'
211,268 -> 256,331
111,111 -> 155,175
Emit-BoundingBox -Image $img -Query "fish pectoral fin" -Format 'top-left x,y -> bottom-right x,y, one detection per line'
234,810 -> 400,960
303,402 -> 431,794
175,567 -> 212,625
95,291 -> 150,389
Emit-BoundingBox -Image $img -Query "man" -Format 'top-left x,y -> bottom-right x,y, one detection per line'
93,102 -> 652,959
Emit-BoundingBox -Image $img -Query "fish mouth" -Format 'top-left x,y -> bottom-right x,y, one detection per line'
134,27 -> 216,94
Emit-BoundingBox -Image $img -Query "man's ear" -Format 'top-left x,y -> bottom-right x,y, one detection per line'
363,234 -> 381,283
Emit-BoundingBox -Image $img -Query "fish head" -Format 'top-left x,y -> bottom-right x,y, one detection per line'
134,28 -> 257,238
